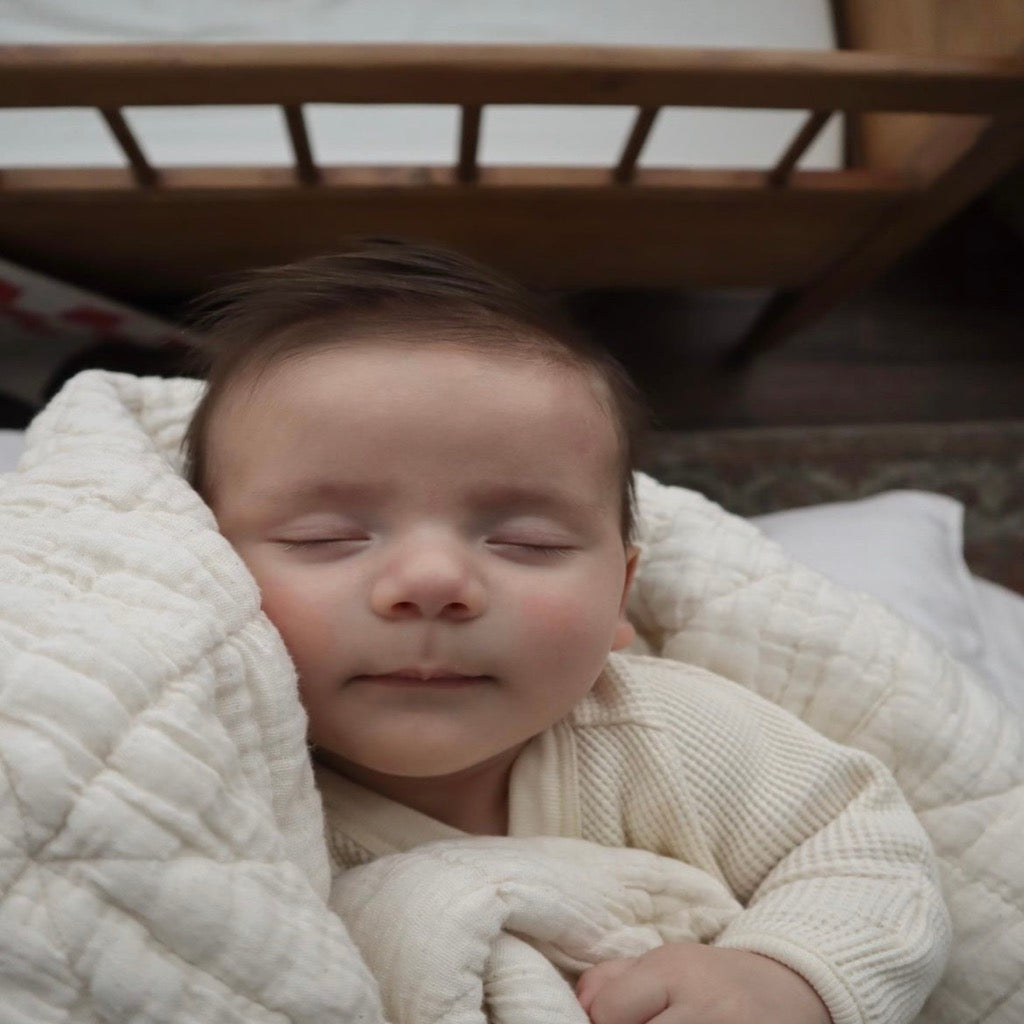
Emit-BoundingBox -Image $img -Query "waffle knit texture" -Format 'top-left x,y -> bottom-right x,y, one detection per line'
319,651 -> 951,1024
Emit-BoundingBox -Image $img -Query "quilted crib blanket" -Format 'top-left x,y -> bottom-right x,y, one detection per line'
1,371 -> 1022,1024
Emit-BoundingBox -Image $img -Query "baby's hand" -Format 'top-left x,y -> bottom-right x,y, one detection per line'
576,943 -> 831,1024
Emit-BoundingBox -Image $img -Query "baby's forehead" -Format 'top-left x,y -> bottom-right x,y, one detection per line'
203,338 -> 625,474
196,338 -> 634,539
217,335 -> 617,422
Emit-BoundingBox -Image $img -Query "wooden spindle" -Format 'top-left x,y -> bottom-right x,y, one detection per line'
458,104 -> 481,183
769,110 -> 833,187
614,106 -> 659,184
99,107 -> 158,186
283,104 -> 320,185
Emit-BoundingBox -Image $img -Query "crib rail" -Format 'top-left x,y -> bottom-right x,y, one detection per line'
0,43 -> 1021,312
3,44 -> 1022,111
3,43 -> 1022,195
1,44 -> 1022,190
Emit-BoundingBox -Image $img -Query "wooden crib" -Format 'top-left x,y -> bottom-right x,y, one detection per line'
1,1 -> 1021,358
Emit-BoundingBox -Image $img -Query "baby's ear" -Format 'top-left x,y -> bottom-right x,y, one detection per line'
611,546 -> 640,651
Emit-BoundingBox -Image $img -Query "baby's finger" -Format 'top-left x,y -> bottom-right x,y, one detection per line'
582,961 -> 670,1024
576,958 -> 638,1013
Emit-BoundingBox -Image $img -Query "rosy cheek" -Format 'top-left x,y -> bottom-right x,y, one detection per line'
254,574 -> 329,677
518,591 -> 605,646
254,573 -> 294,626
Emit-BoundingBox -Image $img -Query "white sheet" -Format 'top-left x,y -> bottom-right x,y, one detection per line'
0,0 -> 842,170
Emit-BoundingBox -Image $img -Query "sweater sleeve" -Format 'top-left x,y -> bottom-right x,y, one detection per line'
599,657 -> 952,1024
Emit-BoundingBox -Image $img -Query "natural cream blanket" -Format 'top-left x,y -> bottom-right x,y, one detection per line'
1,371 -> 1021,1023
333,836 -> 740,1024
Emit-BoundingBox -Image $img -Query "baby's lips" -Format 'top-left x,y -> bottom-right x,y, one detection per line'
370,664 -> 490,681
348,667 -> 495,686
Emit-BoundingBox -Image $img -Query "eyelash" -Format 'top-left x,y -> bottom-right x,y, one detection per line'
493,542 -> 573,557
279,538 -> 364,550
277,539 -> 573,557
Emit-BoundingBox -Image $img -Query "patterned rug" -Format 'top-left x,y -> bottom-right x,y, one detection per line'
641,420 -> 1024,595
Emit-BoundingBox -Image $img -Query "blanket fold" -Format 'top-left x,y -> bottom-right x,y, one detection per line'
628,473 -> 1024,1023
1,373 -> 384,1023
330,836 -> 740,1024
2,371 -> 1022,1023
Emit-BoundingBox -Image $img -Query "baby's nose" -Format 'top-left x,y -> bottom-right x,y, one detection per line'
370,541 -> 486,621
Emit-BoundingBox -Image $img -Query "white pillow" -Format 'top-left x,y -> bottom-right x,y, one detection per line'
0,429 -> 27,474
751,491 -> 985,665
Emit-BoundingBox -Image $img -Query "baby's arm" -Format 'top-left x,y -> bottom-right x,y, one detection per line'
696,695 -> 950,1023
588,663 -> 952,1024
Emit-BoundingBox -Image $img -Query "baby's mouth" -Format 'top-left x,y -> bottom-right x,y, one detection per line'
349,668 -> 493,688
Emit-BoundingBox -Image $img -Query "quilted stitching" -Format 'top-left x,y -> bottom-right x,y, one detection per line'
1,372 -> 385,1023
3,372 -> 1021,1022
629,473 -> 1024,1024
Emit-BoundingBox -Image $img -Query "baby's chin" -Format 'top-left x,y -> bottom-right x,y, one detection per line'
313,739 -> 526,783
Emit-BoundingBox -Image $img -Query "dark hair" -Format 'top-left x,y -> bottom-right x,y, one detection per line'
183,238 -> 647,539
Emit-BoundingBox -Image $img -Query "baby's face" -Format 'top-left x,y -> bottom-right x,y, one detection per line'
206,341 -> 636,786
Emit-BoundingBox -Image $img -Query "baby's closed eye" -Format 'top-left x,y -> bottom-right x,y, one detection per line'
279,537 -> 367,548
488,539 -> 575,557
273,520 -> 372,552
485,519 -> 579,558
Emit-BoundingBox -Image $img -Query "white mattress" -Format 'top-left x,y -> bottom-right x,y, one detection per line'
0,0 -> 842,171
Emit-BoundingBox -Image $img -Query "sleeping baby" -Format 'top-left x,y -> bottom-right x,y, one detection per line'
182,238 -> 950,1024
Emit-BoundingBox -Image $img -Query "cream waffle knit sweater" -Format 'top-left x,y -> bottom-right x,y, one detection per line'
318,652 -> 951,1024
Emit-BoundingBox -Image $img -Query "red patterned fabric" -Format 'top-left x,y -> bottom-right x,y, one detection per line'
0,257 -> 183,347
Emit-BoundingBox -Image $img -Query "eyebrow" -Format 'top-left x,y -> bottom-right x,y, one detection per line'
249,479 -> 386,511
250,480 -> 602,518
464,483 -> 606,522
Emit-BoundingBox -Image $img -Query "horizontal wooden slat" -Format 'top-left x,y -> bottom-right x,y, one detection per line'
0,167 -> 909,299
0,43 -> 1021,113
0,164 -> 910,194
